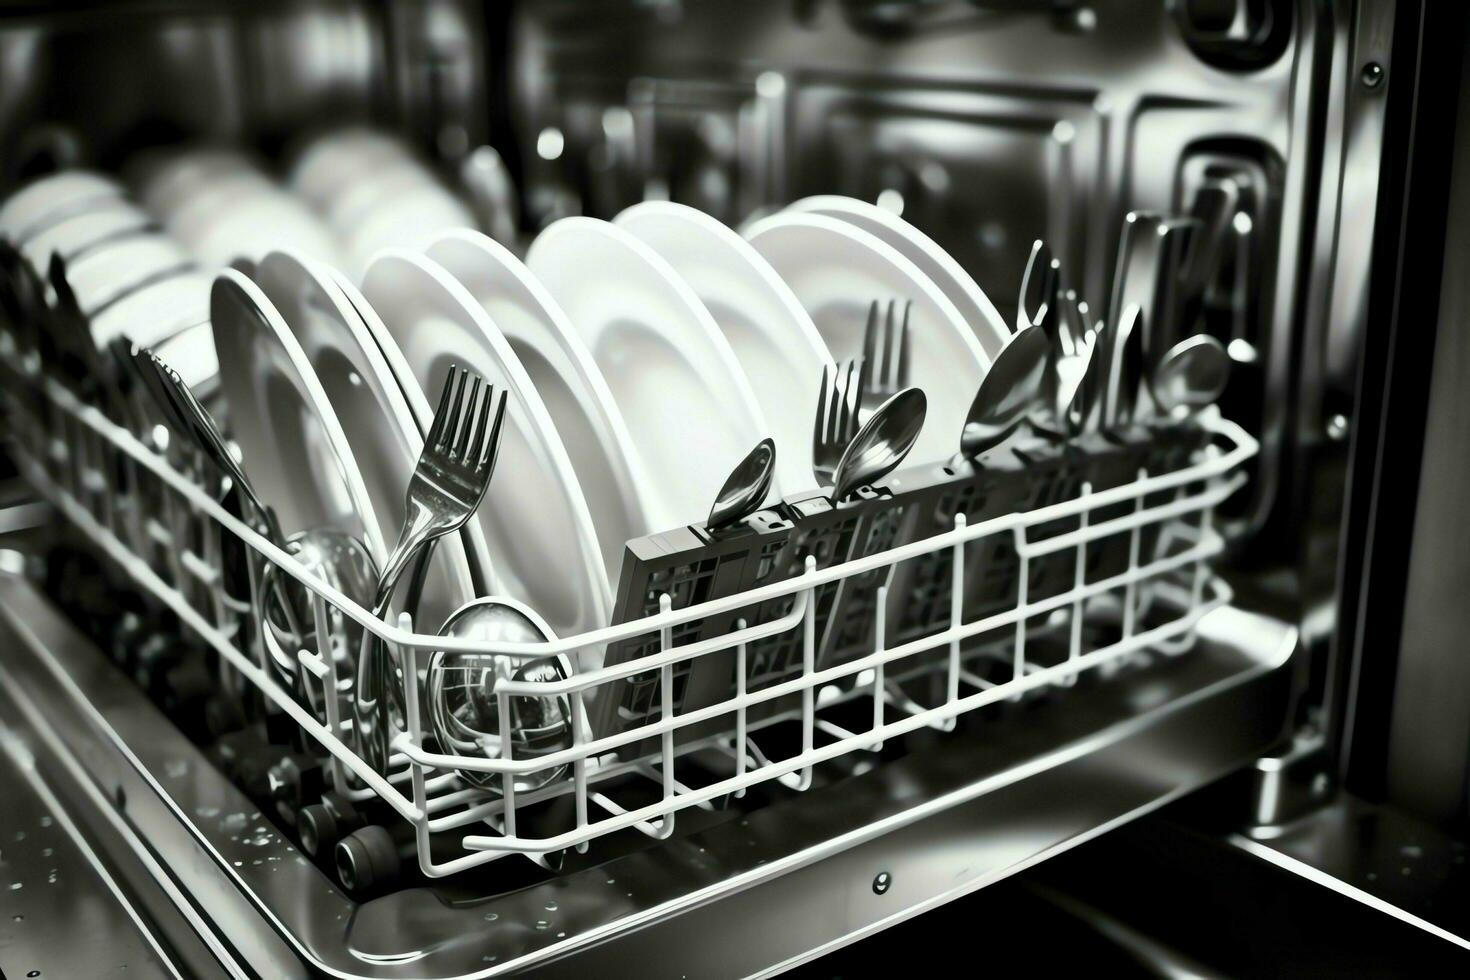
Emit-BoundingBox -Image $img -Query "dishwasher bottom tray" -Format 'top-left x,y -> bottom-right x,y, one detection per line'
0,550 -> 1295,978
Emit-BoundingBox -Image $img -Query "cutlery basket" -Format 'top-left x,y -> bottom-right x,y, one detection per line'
0,361 -> 1253,879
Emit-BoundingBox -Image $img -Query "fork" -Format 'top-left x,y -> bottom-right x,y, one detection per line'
354,364 -> 508,774
859,298 -> 911,411
812,358 -> 863,488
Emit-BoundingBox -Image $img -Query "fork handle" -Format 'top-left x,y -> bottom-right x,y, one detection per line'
354,508 -> 437,774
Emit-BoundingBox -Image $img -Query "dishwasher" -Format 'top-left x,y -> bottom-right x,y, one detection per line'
0,1 -> 1465,977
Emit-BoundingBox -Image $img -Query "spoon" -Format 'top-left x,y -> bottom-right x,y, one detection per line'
259,527 -> 380,718
830,387 -> 926,503
1149,334 -> 1230,420
959,325 -> 1049,460
424,596 -> 573,794
707,437 -> 776,531
1104,304 -> 1145,430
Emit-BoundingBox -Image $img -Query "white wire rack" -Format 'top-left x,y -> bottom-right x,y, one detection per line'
1,367 -> 1255,878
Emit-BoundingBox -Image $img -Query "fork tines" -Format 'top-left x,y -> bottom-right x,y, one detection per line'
812,357 -> 863,485
860,298 -> 911,406
427,364 -> 507,478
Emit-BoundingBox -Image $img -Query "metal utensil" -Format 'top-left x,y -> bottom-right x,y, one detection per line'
425,596 -> 574,794
830,387 -> 927,503
1149,334 -> 1231,420
859,298 -> 911,410
1060,326 -> 1105,438
812,358 -> 863,487
355,365 -> 507,775
959,325 -> 1049,459
143,350 -> 311,644
708,437 -> 776,531
1103,304 -> 1145,430
1018,239 -> 1055,332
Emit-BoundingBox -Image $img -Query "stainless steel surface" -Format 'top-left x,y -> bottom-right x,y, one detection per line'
356,367 -> 505,775
958,323 -> 1048,459
829,386 -> 925,503
706,436 -> 776,531
1103,304 -> 1144,429
0,566 -> 1296,977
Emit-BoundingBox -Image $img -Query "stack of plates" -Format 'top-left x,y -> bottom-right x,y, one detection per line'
1,169 -> 218,386
288,128 -> 480,280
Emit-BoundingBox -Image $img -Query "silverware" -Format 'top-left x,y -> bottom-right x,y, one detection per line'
1018,239 -> 1055,332
142,350 -> 311,645
859,298 -> 911,411
959,325 -> 1049,459
425,597 -> 573,793
1177,176 -> 1242,332
1060,326 -> 1105,438
355,365 -> 507,775
1149,334 -> 1231,420
1103,304 -> 1145,430
812,358 -> 863,487
708,437 -> 776,531
830,387 -> 926,503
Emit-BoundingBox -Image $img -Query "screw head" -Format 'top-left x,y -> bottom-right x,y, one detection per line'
872,871 -> 891,895
1361,62 -> 1385,89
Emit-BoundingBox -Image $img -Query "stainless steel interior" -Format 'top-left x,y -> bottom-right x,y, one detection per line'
3,1 -> 1467,976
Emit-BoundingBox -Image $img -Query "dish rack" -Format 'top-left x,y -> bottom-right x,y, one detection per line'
0,358 -> 1255,881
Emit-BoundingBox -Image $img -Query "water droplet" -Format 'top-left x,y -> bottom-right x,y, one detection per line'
557,931 -> 566,938
535,920 -> 548,931
1401,844 -> 1423,859
606,877 -> 615,885
12,914 -> 23,921
483,912 -> 498,921
9,882 -> 22,890
13,832 -> 24,842
27,970 -> 40,977
545,901 -> 558,912
40,848 -> 52,858
232,861 -> 243,868
38,817 -> 52,828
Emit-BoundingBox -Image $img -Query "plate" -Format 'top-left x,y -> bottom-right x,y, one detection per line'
254,251 -> 479,630
321,264 -> 499,601
151,320 -> 219,391
92,272 -> 212,346
67,235 -> 194,315
343,185 -> 474,279
526,217 -> 773,527
361,250 -> 611,642
785,195 -> 1010,358
0,170 -> 124,242
744,211 -> 988,467
614,201 -> 833,494
210,269 -> 387,566
428,229 -> 659,580
21,206 -> 155,269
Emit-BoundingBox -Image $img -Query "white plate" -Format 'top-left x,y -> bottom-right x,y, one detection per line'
290,129 -> 414,209
0,171 -> 124,241
322,265 -> 499,601
254,250 -> 479,630
210,269 -> 387,566
21,206 -> 155,269
428,229 -> 659,581
345,186 -> 475,279
526,217 -> 773,527
785,195 -> 1010,358
67,235 -> 194,314
191,195 -> 343,271
614,201 -> 834,494
744,211 -> 989,467
92,272 -> 212,346
152,320 -> 219,391
361,250 -> 611,642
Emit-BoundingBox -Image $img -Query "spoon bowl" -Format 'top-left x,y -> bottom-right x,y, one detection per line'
1150,334 -> 1230,419
959,325 -> 1048,459
708,437 -> 776,530
425,596 -> 574,794
831,387 -> 926,503
259,528 -> 379,720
